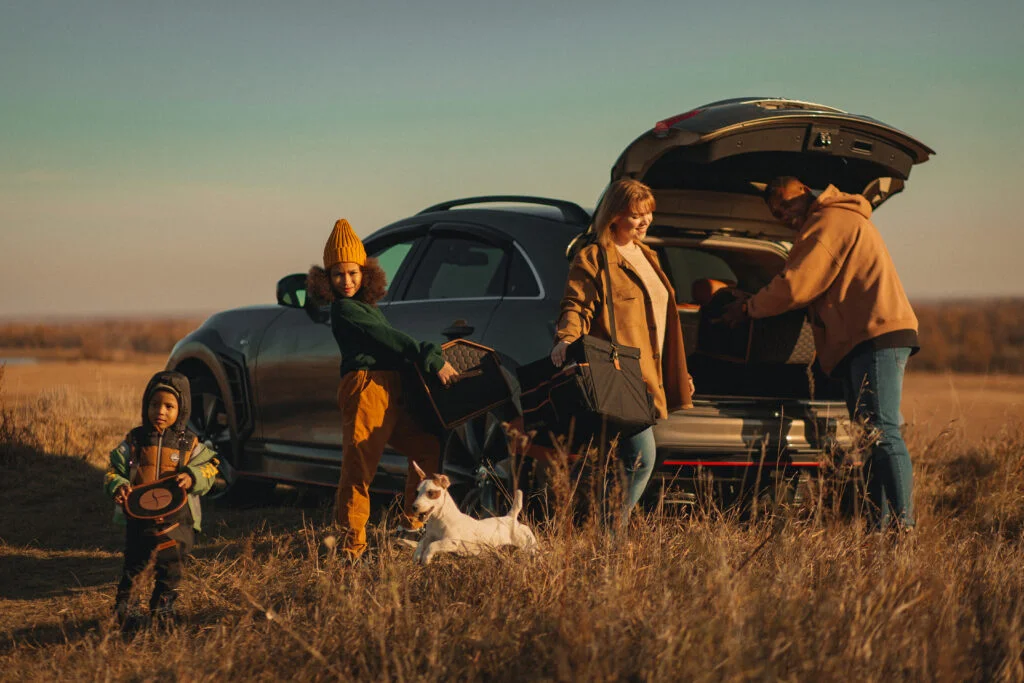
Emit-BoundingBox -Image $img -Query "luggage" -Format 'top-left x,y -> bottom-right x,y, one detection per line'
697,289 -> 816,364
412,339 -> 514,431
517,248 -> 657,449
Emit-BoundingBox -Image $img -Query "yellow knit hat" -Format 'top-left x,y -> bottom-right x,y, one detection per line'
323,219 -> 366,269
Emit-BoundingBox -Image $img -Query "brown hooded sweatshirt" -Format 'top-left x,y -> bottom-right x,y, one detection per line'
747,185 -> 918,375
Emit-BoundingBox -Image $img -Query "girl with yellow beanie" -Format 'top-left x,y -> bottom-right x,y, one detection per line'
308,219 -> 458,561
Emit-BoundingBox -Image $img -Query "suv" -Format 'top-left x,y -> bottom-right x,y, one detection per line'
167,97 -> 933,507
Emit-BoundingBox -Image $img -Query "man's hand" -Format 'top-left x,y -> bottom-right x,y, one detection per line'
550,340 -> 570,367
688,375 -> 696,397
113,485 -> 131,506
720,291 -> 752,328
437,361 -> 459,387
176,472 -> 194,491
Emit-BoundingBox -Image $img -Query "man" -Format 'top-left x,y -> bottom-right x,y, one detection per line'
723,177 -> 919,529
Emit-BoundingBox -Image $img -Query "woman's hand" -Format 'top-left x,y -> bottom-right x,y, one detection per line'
688,375 -> 696,397
437,361 -> 459,386
550,340 -> 569,367
176,472 -> 195,491
113,485 -> 131,506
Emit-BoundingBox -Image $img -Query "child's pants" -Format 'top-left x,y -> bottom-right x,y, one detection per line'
336,369 -> 441,557
116,512 -> 194,613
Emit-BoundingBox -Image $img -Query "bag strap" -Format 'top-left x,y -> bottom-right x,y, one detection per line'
597,247 -> 622,368
598,247 -> 618,345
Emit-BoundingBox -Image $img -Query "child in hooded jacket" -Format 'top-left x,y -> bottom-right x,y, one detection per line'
104,370 -> 219,623
307,219 -> 458,561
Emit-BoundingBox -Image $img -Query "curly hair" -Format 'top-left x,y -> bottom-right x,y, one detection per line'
306,257 -> 388,308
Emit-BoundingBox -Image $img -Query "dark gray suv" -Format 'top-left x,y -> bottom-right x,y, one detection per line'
167,97 -> 933,507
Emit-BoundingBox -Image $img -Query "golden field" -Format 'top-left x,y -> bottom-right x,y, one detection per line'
2,358 -> 1024,681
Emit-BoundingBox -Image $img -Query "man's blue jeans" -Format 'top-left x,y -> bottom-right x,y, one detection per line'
839,346 -> 914,529
618,426 -> 657,513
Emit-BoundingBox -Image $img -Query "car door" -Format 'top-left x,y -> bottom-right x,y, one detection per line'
252,227 -> 426,451
383,223 -> 510,352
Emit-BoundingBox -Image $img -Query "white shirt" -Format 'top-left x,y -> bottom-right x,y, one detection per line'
614,241 -> 670,354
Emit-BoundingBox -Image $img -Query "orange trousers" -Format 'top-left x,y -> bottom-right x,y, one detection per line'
336,369 -> 440,557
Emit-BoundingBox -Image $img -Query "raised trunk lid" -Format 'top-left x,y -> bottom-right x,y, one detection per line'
611,97 -> 935,239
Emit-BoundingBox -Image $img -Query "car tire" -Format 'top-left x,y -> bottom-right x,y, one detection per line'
441,409 -> 518,518
185,372 -> 274,503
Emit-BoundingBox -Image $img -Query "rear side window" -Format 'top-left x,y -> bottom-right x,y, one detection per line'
404,237 -> 508,300
505,248 -> 541,298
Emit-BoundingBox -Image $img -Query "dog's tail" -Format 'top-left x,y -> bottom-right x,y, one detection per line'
509,489 -> 524,519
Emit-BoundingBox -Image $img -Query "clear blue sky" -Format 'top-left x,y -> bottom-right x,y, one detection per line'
1,0 -> 1022,317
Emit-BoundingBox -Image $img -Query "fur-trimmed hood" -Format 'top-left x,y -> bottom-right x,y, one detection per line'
306,257 -> 388,308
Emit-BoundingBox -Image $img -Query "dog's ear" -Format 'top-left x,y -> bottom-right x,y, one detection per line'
436,474 -> 451,489
412,461 -> 427,479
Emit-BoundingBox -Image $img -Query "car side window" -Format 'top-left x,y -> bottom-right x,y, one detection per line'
506,247 -> 541,298
403,236 -> 507,301
371,238 -> 420,300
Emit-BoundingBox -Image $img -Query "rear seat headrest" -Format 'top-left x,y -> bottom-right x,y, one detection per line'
691,278 -> 734,306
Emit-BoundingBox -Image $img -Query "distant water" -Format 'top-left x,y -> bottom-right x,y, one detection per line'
0,357 -> 39,366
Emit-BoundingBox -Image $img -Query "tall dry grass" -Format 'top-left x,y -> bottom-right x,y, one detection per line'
2,370 -> 1024,681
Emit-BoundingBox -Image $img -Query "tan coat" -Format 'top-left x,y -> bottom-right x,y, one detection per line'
555,241 -> 693,419
747,185 -> 919,374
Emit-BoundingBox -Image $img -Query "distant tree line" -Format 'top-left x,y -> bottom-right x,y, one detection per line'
912,299 -> 1024,373
0,300 -> 1022,372
0,318 -> 204,361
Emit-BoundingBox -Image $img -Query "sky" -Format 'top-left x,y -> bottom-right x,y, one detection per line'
1,0 -> 1022,318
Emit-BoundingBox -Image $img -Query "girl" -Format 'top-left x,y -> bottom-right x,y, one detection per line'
550,179 -> 693,514
308,219 -> 457,560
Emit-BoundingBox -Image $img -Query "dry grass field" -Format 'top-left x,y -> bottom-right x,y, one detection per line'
2,359 -> 1024,681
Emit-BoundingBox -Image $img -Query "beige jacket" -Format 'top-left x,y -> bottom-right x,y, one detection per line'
555,241 -> 693,419
747,186 -> 918,374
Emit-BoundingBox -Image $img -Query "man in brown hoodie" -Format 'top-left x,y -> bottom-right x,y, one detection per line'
724,177 -> 918,530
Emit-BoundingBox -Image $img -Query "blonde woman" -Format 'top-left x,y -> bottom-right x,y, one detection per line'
550,179 -> 694,512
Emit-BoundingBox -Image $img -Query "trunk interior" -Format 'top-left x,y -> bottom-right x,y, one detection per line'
651,236 -> 844,402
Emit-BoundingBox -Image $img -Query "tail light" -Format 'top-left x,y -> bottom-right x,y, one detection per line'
653,109 -> 703,137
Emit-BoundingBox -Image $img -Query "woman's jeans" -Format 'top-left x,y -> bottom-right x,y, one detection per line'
839,346 -> 914,529
618,426 -> 657,514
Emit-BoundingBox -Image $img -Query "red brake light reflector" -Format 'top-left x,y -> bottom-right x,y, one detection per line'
653,108 -> 703,134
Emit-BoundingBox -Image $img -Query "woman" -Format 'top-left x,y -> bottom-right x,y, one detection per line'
550,179 -> 693,513
308,219 -> 458,561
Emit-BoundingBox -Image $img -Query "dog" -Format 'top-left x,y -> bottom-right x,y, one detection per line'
407,462 -> 538,565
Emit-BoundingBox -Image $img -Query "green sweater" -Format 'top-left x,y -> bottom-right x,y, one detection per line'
330,298 -> 445,377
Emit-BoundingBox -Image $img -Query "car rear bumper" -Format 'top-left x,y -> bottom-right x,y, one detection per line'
652,398 -> 853,472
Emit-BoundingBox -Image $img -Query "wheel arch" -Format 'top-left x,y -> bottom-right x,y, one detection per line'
167,334 -> 255,452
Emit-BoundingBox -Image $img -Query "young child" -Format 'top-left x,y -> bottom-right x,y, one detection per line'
104,370 -> 219,624
307,218 -> 458,561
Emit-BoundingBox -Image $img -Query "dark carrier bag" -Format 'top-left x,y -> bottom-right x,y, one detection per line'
411,339 -> 514,431
517,248 -> 657,449
698,288 -> 816,364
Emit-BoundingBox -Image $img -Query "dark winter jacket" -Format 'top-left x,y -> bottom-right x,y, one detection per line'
104,371 -> 219,531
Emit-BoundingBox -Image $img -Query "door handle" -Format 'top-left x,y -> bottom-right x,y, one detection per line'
442,319 -> 474,340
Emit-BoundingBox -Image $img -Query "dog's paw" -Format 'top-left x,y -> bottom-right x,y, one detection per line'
395,538 -> 419,549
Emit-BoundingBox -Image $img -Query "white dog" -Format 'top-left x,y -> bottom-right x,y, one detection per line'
408,462 -> 538,565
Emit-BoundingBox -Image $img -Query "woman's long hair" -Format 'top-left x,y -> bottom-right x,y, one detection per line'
306,257 -> 387,308
592,178 -> 656,248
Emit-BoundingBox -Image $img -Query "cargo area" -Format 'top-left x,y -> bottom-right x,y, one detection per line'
652,236 -> 844,402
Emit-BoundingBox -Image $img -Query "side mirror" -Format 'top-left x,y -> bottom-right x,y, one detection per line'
276,273 -> 308,308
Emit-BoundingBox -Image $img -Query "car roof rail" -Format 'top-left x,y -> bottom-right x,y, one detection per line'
418,195 -> 590,225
